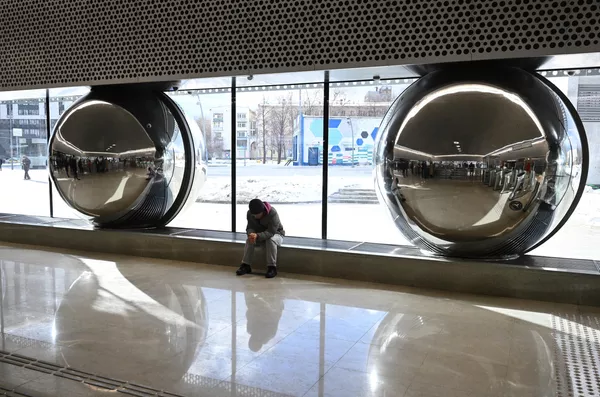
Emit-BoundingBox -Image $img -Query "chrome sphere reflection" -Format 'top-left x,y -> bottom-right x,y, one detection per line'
49,86 -> 207,228
375,68 -> 587,258
54,260 -> 207,379
365,311 -> 555,393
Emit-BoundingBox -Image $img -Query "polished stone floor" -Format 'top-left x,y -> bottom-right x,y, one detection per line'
0,244 -> 598,397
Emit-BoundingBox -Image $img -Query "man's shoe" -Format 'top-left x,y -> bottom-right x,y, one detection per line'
236,263 -> 252,276
265,266 -> 277,279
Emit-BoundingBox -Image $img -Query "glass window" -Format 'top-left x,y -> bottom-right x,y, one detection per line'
213,113 -> 224,130
236,84 -> 324,238
528,74 -> 600,260
17,103 -> 41,116
168,90 -> 233,231
49,87 -> 91,219
0,90 -> 49,216
32,73 -> 598,265
326,81 -> 413,245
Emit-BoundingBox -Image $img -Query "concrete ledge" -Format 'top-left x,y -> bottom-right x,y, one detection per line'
0,220 -> 598,306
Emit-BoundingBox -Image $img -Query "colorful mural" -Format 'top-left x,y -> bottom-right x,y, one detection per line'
293,115 -> 381,166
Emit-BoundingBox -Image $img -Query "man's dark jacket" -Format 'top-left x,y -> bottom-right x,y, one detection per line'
246,202 -> 285,241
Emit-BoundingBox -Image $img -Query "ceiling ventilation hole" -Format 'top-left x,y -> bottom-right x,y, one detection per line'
0,0 -> 598,90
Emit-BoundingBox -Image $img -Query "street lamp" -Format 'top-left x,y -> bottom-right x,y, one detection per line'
196,98 -> 207,158
346,117 -> 355,168
8,103 -> 15,170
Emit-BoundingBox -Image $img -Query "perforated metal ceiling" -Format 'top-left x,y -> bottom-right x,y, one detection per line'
0,0 -> 599,90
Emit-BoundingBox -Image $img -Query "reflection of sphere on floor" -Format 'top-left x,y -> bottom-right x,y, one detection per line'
54,265 -> 207,378
366,311 -> 554,394
375,67 -> 587,258
49,85 -> 207,228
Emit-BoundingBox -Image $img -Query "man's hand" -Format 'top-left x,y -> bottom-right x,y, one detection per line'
248,233 -> 257,243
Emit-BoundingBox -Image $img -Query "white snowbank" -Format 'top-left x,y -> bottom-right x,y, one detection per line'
198,175 -> 375,203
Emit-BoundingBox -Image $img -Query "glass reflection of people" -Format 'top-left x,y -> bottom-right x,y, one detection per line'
69,157 -> 79,180
146,166 -> 156,180
245,292 -> 284,352
400,160 -> 408,177
392,177 -> 400,194
236,199 -> 285,279
22,156 -> 31,180
392,177 -> 406,202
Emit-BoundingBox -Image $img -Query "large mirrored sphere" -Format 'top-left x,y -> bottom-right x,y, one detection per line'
375,68 -> 588,259
49,86 -> 207,228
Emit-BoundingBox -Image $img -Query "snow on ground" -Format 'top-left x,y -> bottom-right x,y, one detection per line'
1,168 -> 599,260
198,174 -> 373,203
170,202 -> 406,245
0,168 -> 51,216
172,199 -> 600,261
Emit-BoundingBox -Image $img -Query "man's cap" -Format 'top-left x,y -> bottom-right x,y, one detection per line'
249,199 -> 265,215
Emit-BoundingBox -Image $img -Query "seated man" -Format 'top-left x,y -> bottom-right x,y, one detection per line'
236,198 -> 285,279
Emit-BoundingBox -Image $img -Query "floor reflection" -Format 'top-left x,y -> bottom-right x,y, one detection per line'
0,245 -> 598,396
245,293 -> 284,352
55,259 -> 207,377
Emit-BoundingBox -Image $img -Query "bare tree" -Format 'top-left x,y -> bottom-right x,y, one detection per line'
195,117 -> 224,159
253,89 -> 323,164
301,89 -> 323,116
269,95 -> 290,164
256,96 -> 272,163
330,88 -> 351,116
189,91 -> 224,159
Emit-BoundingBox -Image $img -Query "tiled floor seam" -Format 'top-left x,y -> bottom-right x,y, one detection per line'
300,318 -> 382,397
211,311 -> 320,394
209,310 -> 369,396
400,323 -> 443,397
